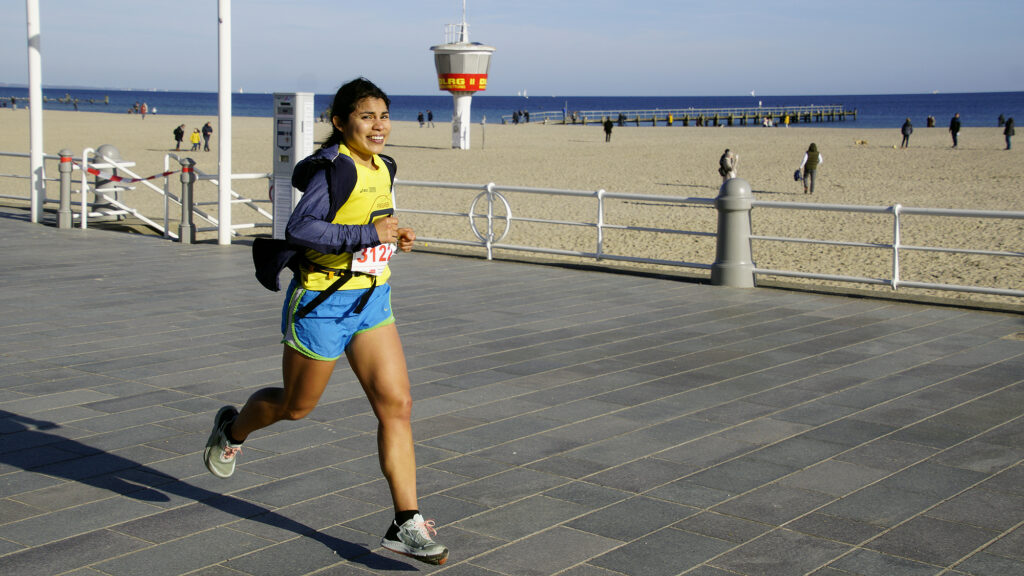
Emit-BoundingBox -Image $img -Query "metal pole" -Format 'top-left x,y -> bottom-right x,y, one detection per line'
58,149 -> 72,229
217,0 -> 232,245
26,0 -> 45,223
179,158 -> 196,244
710,178 -> 755,287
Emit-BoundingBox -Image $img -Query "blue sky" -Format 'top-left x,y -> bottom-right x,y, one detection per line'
3,0 -> 1021,96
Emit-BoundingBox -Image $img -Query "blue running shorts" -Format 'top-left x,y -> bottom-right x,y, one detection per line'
281,279 -> 395,361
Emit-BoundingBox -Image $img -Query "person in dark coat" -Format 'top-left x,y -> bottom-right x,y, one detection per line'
603,118 -> 613,142
173,124 -> 185,151
1004,117 -> 1015,150
900,118 -> 913,148
949,113 -> 961,148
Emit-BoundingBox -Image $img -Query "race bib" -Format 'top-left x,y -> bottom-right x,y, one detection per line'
350,243 -> 395,276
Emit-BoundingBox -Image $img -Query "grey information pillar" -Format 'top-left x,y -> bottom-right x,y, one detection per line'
58,149 -> 73,229
710,178 -> 755,287
271,92 -> 315,239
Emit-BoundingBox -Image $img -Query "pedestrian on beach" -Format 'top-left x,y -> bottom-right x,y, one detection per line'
900,117 -> 913,148
417,112 -> 424,127
140,102 -> 147,120
800,143 -> 822,194
1004,117 -> 1015,150
427,109 -> 434,127
603,117 -> 613,142
190,128 -> 201,151
173,124 -> 185,151
202,122 -> 213,151
203,77 -> 448,566
998,114 -> 1005,127
719,149 -> 738,184
949,113 -> 961,148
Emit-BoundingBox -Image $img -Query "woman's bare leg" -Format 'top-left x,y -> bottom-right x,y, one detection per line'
229,346 -> 336,442
346,323 -> 418,512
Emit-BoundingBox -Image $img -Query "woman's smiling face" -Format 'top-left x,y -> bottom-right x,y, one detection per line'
335,97 -> 390,167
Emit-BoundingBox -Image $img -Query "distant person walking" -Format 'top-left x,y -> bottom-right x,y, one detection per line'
417,112 -> 424,127
173,124 -> 185,151
140,102 -> 148,120
427,109 -> 434,127
202,122 -> 213,151
800,143 -> 822,194
718,149 -> 738,184
900,118 -> 913,148
949,113 -> 961,148
190,128 -> 201,151
603,118 -> 613,142
1004,117 -> 1015,150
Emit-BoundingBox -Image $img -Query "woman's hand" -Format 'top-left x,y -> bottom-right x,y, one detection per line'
396,227 -> 415,252
374,216 -> 399,244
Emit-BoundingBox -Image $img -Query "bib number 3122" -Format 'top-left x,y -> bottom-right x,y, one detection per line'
351,243 -> 395,276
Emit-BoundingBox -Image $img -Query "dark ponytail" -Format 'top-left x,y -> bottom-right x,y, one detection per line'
321,77 -> 391,149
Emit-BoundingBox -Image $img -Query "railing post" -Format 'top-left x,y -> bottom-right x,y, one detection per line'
711,178 -> 755,287
596,189 -> 605,260
484,182 -> 495,260
58,149 -> 73,229
178,157 -> 196,244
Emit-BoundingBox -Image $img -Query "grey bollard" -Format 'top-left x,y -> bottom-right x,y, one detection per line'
58,149 -> 73,229
178,157 -> 196,244
711,178 -> 755,287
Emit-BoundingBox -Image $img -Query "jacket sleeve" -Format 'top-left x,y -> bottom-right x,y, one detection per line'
284,168 -> 380,255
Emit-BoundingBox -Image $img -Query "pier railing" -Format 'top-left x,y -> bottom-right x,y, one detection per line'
391,178 -> 1023,302
1,150 -> 1020,305
0,149 -> 272,239
502,105 -> 856,126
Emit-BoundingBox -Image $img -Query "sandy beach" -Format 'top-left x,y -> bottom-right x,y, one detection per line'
0,109 -> 1020,309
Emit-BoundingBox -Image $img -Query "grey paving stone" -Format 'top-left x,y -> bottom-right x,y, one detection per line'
686,456 -> 796,494
658,433 -> 758,467
440,468 -> 566,507
585,457 -> 697,494
675,511 -> 771,544
567,496 -> 694,542
820,483 -> 938,527
788,512 -> 885,545
646,479 -> 736,508
0,497 -> 162,547
591,527 -> 734,576
456,495 -> 587,541
3,208 -> 1022,576
828,548 -> 949,576
836,438 -> 939,472
710,528 -> 850,575
0,529 -> 152,576
473,526 -> 622,576
543,481 -> 632,509
955,551 -> 1024,576
866,515 -> 998,566
713,483 -> 835,526
779,459 -> 889,497
878,461 -> 988,499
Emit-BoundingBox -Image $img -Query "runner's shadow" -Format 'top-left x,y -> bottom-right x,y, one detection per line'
0,410 -> 415,572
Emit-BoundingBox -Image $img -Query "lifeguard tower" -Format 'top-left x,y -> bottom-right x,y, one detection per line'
430,1 -> 495,150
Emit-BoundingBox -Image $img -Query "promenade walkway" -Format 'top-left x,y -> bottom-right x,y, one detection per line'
1,203 -> 1022,576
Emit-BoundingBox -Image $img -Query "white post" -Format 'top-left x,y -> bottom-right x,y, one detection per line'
26,0 -> 45,223
217,0 -> 232,245
452,92 -> 473,149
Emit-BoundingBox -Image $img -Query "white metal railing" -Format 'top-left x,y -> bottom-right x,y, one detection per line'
0,150 -> 272,238
393,179 -> 1024,299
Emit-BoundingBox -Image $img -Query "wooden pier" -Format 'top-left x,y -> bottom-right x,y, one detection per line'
502,105 -> 857,126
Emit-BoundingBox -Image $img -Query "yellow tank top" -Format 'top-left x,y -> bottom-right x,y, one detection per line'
300,145 -> 394,291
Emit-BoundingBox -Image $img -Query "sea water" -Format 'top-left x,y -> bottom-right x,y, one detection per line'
1,86 -> 1021,130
